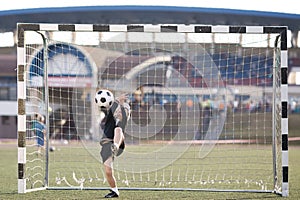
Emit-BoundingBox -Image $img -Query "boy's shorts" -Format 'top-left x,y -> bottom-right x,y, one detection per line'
100,141 -> 125,163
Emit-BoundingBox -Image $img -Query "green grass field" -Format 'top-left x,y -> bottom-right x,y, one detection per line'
0,114 -> 299,199
0,143 -> 300,200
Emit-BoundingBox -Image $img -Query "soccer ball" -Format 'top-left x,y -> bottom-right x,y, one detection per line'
50,146 -> 56,152
94,89 -> 114,109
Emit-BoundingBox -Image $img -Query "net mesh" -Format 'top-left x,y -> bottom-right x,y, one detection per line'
23,29 -> 282,192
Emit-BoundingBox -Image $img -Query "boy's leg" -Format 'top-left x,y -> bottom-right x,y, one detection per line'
103,157 -> 119,197
111,127 -> 124,156
113,127 -> 124,148
103,157 -> 116,188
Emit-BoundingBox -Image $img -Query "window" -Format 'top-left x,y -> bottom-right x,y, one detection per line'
0,88 -> 9,100
1,116 -> 10,125
0,77 -> 17,100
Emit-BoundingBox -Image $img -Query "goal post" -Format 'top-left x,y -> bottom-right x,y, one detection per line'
17,23 -> 288,196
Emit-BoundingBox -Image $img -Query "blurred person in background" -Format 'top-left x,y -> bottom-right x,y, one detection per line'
33,113 -> 46,154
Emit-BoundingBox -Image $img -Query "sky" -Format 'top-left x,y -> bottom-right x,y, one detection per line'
1,0 -> 300,15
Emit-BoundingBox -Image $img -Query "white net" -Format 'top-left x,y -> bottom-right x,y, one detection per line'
22,28 -> 283,193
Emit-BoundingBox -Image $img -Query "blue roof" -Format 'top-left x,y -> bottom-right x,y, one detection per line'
1,5 -> 300,20
1,5 -> 300,32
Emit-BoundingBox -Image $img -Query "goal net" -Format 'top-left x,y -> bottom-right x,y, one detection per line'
17,24 -> 288,196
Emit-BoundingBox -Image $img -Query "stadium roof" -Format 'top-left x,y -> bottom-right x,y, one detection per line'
2,0 -> 300,15
1,6 -> 300,32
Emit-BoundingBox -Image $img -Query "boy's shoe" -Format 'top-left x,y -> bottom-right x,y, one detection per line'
105,190 -> 119,198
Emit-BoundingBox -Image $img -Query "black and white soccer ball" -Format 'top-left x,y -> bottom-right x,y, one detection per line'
94,89 -> 114,109
50,146 -> 56,152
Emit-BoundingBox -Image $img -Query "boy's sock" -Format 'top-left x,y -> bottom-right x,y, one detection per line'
111,187 -> 119,195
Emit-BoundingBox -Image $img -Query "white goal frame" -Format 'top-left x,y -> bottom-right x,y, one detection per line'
17,23 -> 288,196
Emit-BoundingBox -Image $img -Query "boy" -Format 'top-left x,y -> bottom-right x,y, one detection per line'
99,93 -> 130,198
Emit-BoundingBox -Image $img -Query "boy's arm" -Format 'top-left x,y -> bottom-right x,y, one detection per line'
112,94 -> 130,126
110,93 -> 128,114
110,101 -> 119,114
115,93 -> 128,105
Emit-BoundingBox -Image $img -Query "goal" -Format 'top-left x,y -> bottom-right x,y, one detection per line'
17,23 -> 288,196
